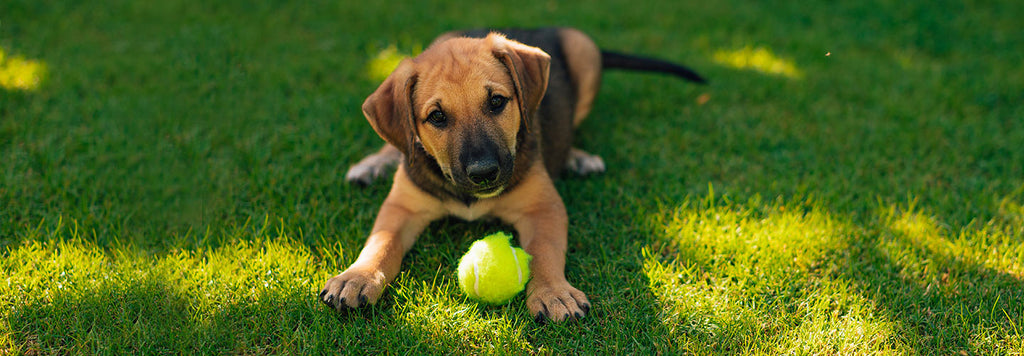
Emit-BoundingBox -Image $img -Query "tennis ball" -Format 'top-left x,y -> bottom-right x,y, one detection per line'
457,232 -> 532,305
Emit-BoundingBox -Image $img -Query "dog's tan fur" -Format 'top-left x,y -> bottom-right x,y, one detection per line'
559,28 -> 602,126
322,29 -> 605,322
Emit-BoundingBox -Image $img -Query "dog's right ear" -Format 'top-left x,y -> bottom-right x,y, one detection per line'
362,59 -> 417,154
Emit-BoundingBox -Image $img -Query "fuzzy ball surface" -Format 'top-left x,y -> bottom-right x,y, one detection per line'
457,232 -> 532,305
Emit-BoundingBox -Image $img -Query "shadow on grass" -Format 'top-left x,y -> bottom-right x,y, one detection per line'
639,200 -> 886,353
836,206 -> 1024,353
1,236 -> 398,354
6,277 -> 385,354
636,197 -> 1022,353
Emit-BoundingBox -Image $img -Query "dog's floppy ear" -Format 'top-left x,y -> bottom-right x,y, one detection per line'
362,58 -> 418,154
490,34 -> 551,123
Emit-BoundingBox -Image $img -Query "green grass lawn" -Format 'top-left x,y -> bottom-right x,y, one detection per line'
2,0 -> 1023,354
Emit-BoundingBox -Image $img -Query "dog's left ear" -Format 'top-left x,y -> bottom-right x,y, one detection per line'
489,34 -> 551,122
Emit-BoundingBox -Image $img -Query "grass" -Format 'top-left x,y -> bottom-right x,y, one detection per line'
2,0 -> 1023,354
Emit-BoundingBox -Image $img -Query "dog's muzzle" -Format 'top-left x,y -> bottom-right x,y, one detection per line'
455,136 -> 513,198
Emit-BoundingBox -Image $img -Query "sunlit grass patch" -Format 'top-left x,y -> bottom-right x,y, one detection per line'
713,46 -> 803,79
878,203 -> 1023,286
390,278 -> 532,354
774,282 -> 906,355
642,250 -> 764,352
1,218 -> 327,354
641,199 -> 906,352
870,203 -> 1024,353
652,199 -> 845,278
996,186 -> 1024,228
0,47 -> 46,91
367,45 -> 414,82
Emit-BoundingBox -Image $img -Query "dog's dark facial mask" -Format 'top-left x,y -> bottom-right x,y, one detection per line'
363,33 -> 550,199
451,121 -> 515,197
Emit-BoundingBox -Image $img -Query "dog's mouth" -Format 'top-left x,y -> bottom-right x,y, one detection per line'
443,170 -> 510,199
472,185 -> 506,199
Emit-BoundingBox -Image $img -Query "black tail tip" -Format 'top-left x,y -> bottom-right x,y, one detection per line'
601,50 -> 709,84
674,66 -> 708,84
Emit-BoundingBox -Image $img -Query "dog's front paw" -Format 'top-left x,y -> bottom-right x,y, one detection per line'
526,280 -> 591,323
319,268 -> 387,311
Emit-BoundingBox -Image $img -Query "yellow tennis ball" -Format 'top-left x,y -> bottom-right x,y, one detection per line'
457,232 -> 532,305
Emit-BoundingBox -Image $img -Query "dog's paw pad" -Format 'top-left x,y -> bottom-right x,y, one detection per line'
566,148 -> 605,176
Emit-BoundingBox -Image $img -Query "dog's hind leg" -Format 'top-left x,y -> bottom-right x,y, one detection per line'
346,144 -> 403,185
559,28 -> 602,128
565,147 -> 605,176
558,29 -> 607,176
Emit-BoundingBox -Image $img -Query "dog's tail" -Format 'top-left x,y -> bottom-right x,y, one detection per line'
601,51 -> 707,84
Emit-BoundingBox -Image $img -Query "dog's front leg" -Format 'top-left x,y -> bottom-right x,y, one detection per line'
515,200 -> 591,323
497,165 -> 591,323
320,167 -> 442,310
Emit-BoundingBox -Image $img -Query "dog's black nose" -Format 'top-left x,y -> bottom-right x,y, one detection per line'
466,159 -> 499,185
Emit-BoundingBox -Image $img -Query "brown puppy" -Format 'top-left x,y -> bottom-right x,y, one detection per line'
322,27 -> 704,323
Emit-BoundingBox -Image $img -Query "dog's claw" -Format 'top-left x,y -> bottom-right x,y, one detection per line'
527,281 -> 590,323
318,289 -> 327,300
320,268 -> 387,311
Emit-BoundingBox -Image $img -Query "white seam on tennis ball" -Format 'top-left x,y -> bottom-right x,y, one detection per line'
473,259 -> 480,296
510,246 -> 523,284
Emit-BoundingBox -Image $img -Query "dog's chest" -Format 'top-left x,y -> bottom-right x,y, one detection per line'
442,199 -> 498,221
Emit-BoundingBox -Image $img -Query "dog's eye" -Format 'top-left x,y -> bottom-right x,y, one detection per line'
488,95 -> 508,113
426,110 -> 447,127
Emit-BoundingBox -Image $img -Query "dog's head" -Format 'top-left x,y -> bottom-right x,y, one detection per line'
362,33 -> 550,198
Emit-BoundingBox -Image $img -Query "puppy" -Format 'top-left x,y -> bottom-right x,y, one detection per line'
321,27 -> 704,323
